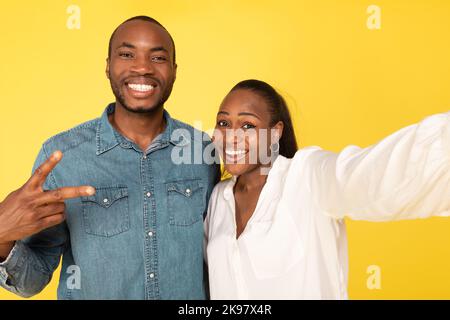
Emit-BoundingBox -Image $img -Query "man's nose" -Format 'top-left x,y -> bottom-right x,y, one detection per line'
131,55 -> 155,74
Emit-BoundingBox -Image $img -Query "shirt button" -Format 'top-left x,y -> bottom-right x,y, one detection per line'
185,188 -> 191,195
103,198 -> 109,203
149,273 -> 155,279
143,155 -> 147,159
146,192 -> 152,198
148,231 -> 154,237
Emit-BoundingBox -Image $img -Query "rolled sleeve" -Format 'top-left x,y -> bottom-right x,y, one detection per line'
0,241 -> 31,291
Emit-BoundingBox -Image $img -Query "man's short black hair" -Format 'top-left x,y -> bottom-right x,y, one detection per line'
108,15 -> 176,64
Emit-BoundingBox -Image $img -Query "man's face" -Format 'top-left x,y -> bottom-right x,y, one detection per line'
106,20 -> 177,113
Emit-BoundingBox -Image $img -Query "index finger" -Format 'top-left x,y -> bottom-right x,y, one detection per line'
36,185 -> 96,205
27,150 -> 63,189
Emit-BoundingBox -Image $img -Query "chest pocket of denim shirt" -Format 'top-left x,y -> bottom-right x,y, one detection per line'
81,186 -> 130,237
166,179 -> 205,226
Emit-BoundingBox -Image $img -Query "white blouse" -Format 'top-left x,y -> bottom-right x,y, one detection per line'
204,111 -> 450,300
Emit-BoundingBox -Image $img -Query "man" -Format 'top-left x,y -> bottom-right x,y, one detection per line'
0,16 -> 220,299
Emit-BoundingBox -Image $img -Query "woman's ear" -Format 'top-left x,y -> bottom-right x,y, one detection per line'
272,121 -> 284,143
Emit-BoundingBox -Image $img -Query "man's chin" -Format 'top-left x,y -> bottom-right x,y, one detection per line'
121,101 -> 163,114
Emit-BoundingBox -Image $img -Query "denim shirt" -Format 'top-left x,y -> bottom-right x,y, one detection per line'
0,104 -> 220,299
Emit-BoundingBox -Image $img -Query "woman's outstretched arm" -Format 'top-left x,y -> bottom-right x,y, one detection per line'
307,111 -> 450,221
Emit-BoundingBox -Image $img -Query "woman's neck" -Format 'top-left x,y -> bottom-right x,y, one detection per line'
235,164 -> 271,193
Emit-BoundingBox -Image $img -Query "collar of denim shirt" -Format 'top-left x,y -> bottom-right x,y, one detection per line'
95,103 -> 187,155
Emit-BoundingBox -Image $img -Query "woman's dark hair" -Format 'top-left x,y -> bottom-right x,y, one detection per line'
230,79 -> 298,158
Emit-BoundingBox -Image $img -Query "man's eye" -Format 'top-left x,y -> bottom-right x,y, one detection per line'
242,123 -> 256,129
152,56 -> 167,62
217,120 -> 228,127
119,52 -> 134,59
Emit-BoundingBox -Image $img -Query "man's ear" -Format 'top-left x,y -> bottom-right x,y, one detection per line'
173,63 -> 178,81
105,58 -> 110,79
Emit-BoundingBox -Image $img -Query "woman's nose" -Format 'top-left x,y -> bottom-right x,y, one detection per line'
226,129 -> 247,145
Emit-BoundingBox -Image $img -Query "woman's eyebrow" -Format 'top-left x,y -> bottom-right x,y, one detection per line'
238,112 -> 260,120
217,111 -> 261,120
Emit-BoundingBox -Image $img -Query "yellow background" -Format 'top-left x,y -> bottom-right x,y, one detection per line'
1,0 -> 450,299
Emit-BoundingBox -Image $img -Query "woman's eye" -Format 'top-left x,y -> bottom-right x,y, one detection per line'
119,52 -> 134,59
217,120 -> 228,127
242,123 -> 256,129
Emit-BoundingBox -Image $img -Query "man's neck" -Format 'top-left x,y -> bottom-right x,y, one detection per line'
108,103 -> 166,152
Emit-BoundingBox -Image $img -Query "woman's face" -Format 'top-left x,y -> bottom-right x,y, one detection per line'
213,89 -> 282,176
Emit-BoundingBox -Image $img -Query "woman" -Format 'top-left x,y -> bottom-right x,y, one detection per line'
204,79 -> 450,299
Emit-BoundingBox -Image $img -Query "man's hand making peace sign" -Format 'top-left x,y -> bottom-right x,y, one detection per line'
0,151 -> 95,260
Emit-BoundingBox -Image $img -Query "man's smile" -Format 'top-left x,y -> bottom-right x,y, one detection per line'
124,78 -> 159,99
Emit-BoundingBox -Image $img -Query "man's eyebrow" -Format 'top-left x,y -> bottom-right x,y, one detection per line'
115,43 -> 169,54
150,46 -> 169,53
116,42 -> 136,50
217,111 -> 229,116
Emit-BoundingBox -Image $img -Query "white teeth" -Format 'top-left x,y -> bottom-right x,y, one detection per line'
128,83 -> 154,92
225,149 -> 247,156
